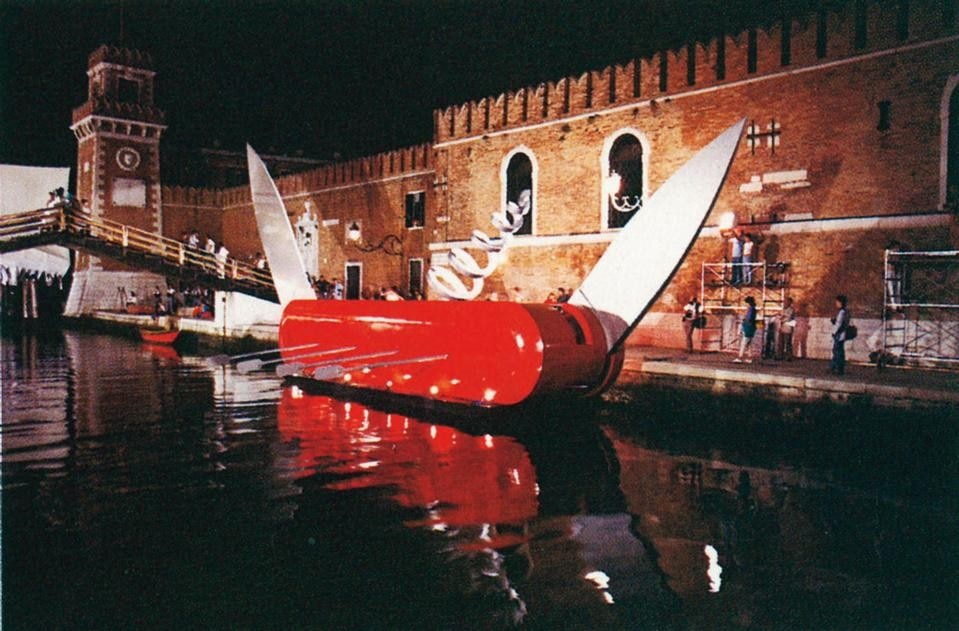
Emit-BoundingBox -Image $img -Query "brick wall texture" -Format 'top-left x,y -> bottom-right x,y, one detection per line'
90,0 -> 959,350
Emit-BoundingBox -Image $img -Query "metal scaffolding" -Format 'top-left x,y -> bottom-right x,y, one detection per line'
880,249 -> 959,368
699,261 -> 789,352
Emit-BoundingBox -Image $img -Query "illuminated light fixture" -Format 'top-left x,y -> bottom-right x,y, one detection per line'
430,425 -> 437,439
604,171 -> 643,213
343,373 -> 352,382
429,385 -> 439,395
291,385 -> 303,399
704,544 -> 722,593
361,367 -> 371,374
347,220 -> 403,256
514,334 -> 525,349
483,434 -> 494,448
385,380 -> 393,388
402,373 -> 412,380
483,388 -> 497,402
450,378 -> 461,385
718,211 -> 737,232
585,571 -> 615,605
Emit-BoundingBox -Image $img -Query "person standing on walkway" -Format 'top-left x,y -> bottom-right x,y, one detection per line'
830,294 -> 850,375
681,296 -> 702,353
734,296 -> 757,363
777,297 -> 796,360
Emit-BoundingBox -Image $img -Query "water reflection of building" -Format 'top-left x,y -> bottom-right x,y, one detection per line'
605,426 -> 906,628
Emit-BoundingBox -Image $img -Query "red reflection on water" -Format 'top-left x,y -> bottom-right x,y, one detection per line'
278,387 -> 539,544
140,342 -> 181,362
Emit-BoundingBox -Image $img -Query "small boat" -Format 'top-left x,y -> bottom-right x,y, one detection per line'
139,327 -> 180,345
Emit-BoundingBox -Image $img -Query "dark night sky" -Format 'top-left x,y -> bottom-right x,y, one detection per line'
1,0 -> 835,174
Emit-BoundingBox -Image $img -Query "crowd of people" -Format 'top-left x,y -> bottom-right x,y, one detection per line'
0,266 -> 68,321
682,292 -> 854,375
120,283 -> 216,320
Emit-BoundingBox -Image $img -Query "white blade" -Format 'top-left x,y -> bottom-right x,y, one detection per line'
246,145 -> 317,306
569,118 -> 746,352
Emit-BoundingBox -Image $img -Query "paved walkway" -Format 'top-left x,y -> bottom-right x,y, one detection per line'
620,346 -> 959,408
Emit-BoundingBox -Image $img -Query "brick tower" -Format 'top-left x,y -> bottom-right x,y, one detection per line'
65,45 -> 167,314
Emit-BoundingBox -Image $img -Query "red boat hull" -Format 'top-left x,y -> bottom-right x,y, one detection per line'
139,328 -> 180,345
279,300 -> 623,407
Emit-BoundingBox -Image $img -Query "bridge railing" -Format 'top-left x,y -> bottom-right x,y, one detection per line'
1,204 -> 275,290
0,206 -> 63,239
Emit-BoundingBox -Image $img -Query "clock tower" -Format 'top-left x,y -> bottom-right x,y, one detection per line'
66,45 -> 167,314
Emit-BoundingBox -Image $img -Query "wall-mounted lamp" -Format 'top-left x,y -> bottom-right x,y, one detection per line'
604,171 -> 643,213
347,221 -> 403,256
717,211 -> 737,232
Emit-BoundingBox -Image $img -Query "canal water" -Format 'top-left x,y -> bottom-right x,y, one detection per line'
2,329 -> 957,629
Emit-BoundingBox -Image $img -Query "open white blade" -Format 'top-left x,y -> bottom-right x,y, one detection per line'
246,145 -> 316,306
569,118 -> 746,352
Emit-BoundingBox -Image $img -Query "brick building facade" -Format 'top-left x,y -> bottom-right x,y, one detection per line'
82,1 -> 959,354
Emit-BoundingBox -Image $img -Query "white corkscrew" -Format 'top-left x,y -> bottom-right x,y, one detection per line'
427,189 -> 531,300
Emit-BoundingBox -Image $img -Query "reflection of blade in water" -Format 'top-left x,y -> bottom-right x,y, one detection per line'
246,145 -> 317,306
569,118 -> 746,351
277,388 -> 539,539
277,350 -> 397,378
311,354 -> 449,382
208,341 -> 327,367
238,346 -> 356,373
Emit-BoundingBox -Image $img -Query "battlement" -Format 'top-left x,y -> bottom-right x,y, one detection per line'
163,143 -> 434,210
87,45 -> 154,71
162,186 -> 225,208
266,142 -> 433,198
72,96 -> 166,126
434,0 -> 958,143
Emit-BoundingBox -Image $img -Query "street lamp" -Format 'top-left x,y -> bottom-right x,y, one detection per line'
347,221 -> 403,256
604,171 -> 643,213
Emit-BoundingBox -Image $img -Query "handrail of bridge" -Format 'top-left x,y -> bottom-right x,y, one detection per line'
0,204 -> 276,290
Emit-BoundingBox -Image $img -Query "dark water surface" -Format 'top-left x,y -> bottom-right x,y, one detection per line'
2,330 -> 957,629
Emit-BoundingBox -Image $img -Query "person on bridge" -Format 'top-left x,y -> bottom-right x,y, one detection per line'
216,244 -> 229,278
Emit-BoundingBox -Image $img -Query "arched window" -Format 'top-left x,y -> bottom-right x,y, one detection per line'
503,150 -> 534,236
603,132 -> 646,229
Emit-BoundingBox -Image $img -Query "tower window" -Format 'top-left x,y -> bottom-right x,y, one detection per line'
405,191 -> 425,228
605,133 -> 644,230
504,151 -> 534,236
117,77 -> 140,103
747,29 -> 757,73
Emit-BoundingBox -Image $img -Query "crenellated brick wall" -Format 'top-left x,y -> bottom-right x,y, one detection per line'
434,0 -> 957,144
143,0 -> 956,357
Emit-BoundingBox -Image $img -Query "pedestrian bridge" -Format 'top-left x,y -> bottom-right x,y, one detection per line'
0,204 -> 278,302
